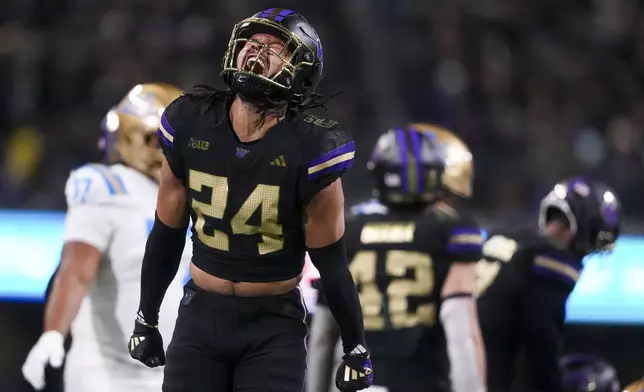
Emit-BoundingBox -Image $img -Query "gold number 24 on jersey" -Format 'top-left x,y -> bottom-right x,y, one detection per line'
189,169 -> 283,255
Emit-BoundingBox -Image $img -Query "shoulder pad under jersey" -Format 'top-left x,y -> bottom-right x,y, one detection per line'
485,230 -> 582,286
64,164 -> 127,207
302,114 -> 355,181
482,232 -> 521,263
481,229 -> 560,267
157,94 -> 197,152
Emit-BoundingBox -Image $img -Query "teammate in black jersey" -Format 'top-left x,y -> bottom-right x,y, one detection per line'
477,178 -> 622,392
127,8 -> 371,392
308,124 -> 486,392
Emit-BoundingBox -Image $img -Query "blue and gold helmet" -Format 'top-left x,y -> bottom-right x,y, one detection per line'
560,354 -> 620,392
539,178 -> 622,256
221,8 -> 324,106
367,123 -> 474,207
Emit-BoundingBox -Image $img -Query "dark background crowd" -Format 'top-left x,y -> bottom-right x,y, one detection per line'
1,0 -> 644,218
2,1 -> 644,390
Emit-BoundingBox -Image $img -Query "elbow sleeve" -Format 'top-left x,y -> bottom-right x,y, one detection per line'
440,296 -> 485,392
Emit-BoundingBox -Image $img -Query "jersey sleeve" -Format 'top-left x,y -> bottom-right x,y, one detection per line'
445,214 -> 484,263
158,94 -> 191,183
530,251 -> 582,288
62,164 -> 120,252
300,120 -> 355,204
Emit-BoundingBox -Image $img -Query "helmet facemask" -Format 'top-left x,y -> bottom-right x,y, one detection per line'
102,111 -> 164,182
117,116 -> 165,182
222,17 -> 321,106
368,128 -> 448,208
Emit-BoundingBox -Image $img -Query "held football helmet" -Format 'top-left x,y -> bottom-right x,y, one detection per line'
367,123 -> 474,206
99,83 -> 183,182
538,178 -> 622,256
560,354 -> 620,392
221,8 -> 324,106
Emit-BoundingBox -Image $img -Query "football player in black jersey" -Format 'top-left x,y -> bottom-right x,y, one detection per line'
560,354 -> 620,392
477,179 -> 622,392
127,8 -> 371,392
308,124 -> 486,392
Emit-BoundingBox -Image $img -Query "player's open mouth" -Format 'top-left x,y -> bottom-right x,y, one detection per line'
244,56 -> 267,76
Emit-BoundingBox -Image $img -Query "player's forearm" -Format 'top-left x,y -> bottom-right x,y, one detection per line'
441,297 -> 486,392
44,242 -> 100,334
137,213 -> 187,325
440,262 -> 485,390
44,272 -> 90,335
308,238 -> 366,352
472,317 -> 487,387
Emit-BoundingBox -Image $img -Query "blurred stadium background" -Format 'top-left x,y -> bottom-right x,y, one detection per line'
2,0 -> 644,390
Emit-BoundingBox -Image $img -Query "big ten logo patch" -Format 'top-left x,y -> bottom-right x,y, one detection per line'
189,138 -> 210,151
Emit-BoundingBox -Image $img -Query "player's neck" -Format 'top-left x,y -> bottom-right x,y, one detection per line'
230,96 -> 284,143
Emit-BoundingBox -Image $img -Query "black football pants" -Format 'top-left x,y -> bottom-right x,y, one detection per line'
162,280 -> 308,392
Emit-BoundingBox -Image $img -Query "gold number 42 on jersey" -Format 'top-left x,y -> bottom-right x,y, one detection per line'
189,169 -> 283,255
350,250 -> 435,330
475,235 -> 518,296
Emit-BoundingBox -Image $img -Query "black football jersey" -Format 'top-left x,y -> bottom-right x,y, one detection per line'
158,93 -> 355,282
342,200 -> 483,369
476,230 -> 583,392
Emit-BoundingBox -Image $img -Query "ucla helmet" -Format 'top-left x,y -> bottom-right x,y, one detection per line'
99,83 -> 183,182
539,178 -> 622,256
221,8 -> 324,106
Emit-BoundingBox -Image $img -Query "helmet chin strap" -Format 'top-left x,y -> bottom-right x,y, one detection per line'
230,71 -> 289,107
237,90 -> 287,110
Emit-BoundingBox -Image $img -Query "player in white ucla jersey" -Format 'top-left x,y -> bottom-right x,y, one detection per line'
22,83 -> 191,392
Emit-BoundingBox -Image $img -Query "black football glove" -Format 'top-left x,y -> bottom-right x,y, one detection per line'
335,345 -> 373,391
128,317 -> 165,368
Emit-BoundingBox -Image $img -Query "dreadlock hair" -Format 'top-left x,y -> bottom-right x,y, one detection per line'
187,85 -> 341,128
